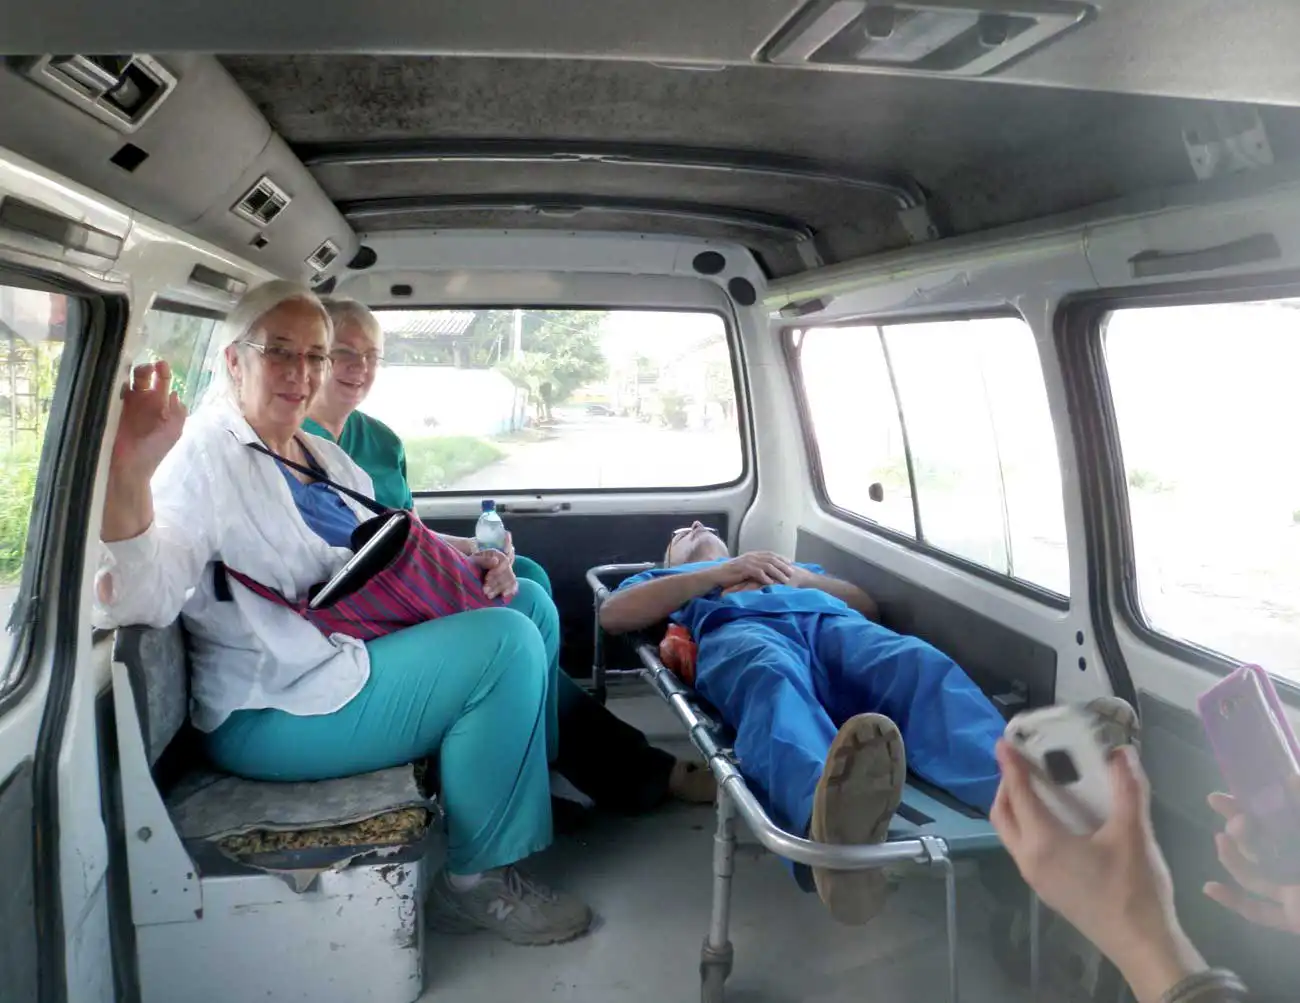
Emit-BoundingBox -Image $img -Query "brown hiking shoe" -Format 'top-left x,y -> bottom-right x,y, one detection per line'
810,713 -> 906,925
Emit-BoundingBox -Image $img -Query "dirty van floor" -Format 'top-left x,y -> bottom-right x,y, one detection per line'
421,686 -> 1070,1003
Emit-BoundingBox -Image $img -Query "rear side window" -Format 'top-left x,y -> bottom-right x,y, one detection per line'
795,315 -> 1069,597
364,308 -> 744,493
0,284 -> 74,696
136,304 -> 222,408
1103,298 -> 1300,681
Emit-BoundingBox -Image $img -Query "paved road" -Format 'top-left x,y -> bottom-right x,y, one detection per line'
450,414 -> 741,492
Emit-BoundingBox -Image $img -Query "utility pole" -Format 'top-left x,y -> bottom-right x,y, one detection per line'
511,308 -> 523,360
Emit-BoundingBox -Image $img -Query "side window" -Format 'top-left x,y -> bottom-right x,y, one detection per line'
0,284 -> 74,692
364,308 -> 744,492
136,304 -> 222,408
797,325 -> 916,537
1103,298 -> 1300,681
796,315 -> 1069,596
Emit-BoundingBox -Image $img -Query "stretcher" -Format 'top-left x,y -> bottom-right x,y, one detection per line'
587,563 -> 1042,1003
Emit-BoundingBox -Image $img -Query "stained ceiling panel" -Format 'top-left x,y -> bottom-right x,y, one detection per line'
8,1 -> 1300,107
221,55 -> 1300,272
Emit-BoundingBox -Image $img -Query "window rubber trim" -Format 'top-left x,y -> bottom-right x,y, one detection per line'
782,317 -> 1071,611
396,303 -> 756,498
1057,270 -> 1300,707
21,278 -> 127,1003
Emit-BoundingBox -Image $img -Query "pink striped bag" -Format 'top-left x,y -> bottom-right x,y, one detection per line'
213,442 -> 504,641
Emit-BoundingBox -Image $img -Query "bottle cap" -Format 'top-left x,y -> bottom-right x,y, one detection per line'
481,499 -> 495,512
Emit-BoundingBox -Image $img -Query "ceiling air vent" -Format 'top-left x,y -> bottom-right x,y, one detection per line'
232,177 -> 291,228
26,54 -> 177,132
763,1 -> 1093,77
306,239 -> 341,273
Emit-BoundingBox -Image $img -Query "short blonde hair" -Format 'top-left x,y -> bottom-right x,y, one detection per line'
322,298 -> 383,350
202,280 -> 330,407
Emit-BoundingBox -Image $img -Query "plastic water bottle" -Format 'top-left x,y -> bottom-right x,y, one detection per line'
474,500 -> 508,552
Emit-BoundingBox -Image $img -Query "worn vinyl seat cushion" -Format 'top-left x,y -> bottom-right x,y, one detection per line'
113,621 -> 436,868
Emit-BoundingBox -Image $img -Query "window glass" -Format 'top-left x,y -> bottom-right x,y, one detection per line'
798,316 -> 1068,595
136,305 -> 221,408
798,326 -> 915,536
363,309 -> 743,492
1104,299 -> 1300,681
0,284 -> 74,693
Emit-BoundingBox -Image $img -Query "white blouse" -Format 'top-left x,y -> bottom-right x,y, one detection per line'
92,398 -> 378,732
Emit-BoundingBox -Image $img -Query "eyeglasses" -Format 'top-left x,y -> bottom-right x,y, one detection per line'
671,525 -> 718,540
241,341 -> 331,373
329,346 -> 384,367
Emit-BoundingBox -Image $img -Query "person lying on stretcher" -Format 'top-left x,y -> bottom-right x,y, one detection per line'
598,522 -> 1011,925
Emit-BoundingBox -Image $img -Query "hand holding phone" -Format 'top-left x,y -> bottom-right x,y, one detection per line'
1004,704 -> 1116,836
1198,664 -> 1300,886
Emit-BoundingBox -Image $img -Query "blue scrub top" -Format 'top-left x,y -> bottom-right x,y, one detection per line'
278,465 -> 361,549
617,559 -> 853,637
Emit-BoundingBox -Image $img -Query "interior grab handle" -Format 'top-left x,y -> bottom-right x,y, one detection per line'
1128,232 -> 1280,279
497,502 -> 571,514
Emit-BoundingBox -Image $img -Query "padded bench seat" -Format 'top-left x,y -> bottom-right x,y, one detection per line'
114,622 -> 439,878
112,621 -> 437,1003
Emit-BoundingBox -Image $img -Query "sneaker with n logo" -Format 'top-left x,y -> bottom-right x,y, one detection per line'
429,866 -> 593,945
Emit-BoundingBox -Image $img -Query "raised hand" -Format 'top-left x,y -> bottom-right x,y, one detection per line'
112,361 -> 187,479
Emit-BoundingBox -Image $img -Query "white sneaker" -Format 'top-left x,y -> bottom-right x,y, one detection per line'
428,866 -> 593,945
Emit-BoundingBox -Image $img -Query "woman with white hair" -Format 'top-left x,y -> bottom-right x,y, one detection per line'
305,298 -> 716,814
93,280 -> 592,945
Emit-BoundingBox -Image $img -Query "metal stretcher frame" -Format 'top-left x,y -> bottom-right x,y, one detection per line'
587,563 -> 1042,1003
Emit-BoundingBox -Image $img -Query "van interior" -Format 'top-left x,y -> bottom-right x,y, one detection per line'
2,3 -> 1300,1002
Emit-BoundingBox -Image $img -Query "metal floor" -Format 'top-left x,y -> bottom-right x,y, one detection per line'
419,687 -> 1072,1003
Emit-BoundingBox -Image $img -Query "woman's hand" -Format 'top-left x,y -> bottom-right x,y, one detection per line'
102,362 -> 186,544
1204,778 -> 1300,935
111,362 -> 187,479
991,740 -> 1206,1003
469,549 -> 518,601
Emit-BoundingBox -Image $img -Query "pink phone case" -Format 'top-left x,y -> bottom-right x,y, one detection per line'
1198,664 -> 1300,881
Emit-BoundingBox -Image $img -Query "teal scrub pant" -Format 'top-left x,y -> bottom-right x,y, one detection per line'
206,578 -> 561,875
511,554 -> 552,596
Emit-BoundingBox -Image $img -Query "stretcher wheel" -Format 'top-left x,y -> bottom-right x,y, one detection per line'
700,963 -> 728,1003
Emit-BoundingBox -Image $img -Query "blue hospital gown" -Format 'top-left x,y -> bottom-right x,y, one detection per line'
618,561 -> 1004,835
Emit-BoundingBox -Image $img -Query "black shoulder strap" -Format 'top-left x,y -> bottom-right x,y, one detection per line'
247,439 -> 390,516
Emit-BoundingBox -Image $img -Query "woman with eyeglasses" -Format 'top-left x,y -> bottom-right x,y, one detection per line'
94,280 -> 593,945
304,298 -> 715,816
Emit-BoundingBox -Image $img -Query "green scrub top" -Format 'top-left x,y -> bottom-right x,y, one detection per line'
302,411 -> 414,511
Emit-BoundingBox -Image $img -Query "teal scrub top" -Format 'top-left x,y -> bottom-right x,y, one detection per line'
302,411 -> 414,511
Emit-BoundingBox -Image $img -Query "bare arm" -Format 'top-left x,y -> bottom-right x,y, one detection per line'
600,551 -> 800,634
599,568 -> 725,635
440,534 -> 476,556
799,571 -> 879,621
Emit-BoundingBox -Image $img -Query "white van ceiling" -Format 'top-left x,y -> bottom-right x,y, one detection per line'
4,0 -> 1300,106
223,54 -> 1300,274
3,2 -> 1300,278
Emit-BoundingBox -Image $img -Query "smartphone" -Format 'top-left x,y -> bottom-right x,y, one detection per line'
1198,664 -> 1300,881
1005,705 -> 1115,836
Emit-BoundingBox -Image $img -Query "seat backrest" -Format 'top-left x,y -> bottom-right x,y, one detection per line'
113,622 -> 190,767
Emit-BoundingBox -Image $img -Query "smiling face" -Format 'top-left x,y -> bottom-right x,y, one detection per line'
226,297 -> 331,441
664,521 -> 730,566
319,309 -> 383,416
